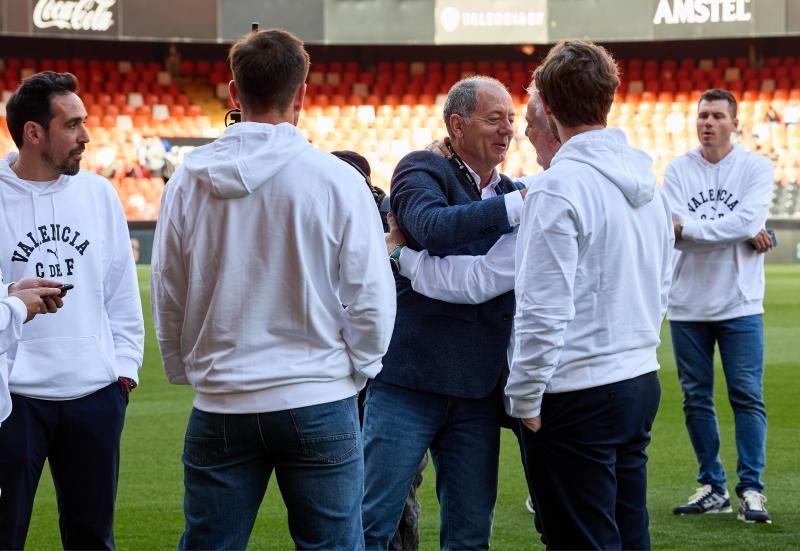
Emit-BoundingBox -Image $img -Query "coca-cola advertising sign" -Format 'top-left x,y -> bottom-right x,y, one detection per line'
32,0 -> 118,35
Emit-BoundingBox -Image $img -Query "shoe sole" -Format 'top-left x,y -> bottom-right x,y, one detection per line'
674,507 -> 733,515
525,502 -> 535,514
737,513 -> 772,524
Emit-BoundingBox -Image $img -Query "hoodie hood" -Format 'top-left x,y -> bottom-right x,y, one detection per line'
182,122 -> 313,199
686,142 -> 743,167
552,128 -> 656,208
0,153 -> 71,196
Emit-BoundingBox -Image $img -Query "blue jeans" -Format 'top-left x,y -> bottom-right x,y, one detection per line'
670,315 -> 767,496
361,380 -> 500,551
179,396 -> 364,551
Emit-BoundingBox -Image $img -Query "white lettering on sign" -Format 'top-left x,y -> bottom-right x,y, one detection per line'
653,0 -> 751,25
440,7 -> 545,32
33,0 -> 116,32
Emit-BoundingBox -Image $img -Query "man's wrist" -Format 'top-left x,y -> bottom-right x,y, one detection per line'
673,222 -> 683,241
389,244 -> 406,275
118,376 -> 137,394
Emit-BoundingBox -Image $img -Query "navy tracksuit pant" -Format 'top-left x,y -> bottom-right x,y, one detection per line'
520,371 -> 661,550
0,382 -> 128,550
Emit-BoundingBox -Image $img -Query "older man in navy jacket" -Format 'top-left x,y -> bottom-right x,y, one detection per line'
362,76 -> 524,550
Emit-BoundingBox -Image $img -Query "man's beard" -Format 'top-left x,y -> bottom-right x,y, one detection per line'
43,146 -> 83,176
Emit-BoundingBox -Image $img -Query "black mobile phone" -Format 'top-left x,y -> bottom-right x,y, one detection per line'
766,229 -> 777,248
58,283 -> 74,297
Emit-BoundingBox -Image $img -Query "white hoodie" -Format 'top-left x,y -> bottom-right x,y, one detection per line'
1,271 -> 26,424
662,145 -> 773,321
507,128 -> 674,419
151,122 -> 396,414
0,154 -> 144,400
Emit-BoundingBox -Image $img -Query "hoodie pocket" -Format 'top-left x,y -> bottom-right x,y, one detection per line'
10,335 -> 116,396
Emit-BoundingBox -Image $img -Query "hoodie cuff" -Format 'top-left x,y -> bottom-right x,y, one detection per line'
679,220 -> 707,243
116,356 -> 141,384
504,190 -> 524,227
508,396 -> 542,420
6,296 -> 27,326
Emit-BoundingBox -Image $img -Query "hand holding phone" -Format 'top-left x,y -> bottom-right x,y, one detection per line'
766,229 -> 777,248
59,283 -> 74,297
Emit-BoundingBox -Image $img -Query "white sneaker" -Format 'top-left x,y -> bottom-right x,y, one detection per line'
738,490 -> 772,524
672,484 -> 732,515
525,494 -> 535,514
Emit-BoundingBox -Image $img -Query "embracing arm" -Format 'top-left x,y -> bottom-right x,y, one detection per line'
399,232 -> 516,304
391,152 -> 517,253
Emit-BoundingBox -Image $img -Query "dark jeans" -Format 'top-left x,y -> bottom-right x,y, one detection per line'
521,371 -> 661,550
0,382 -> 128,550
179,396 -> 364,551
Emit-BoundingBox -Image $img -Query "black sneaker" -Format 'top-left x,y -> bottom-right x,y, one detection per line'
738,490 -> 772,524
673,485 -> 732,515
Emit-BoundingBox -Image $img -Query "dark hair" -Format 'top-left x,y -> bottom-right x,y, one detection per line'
228,29 -> 310,114
332,150 -> 389,231
534,40 -> 619,128
443,76 -> 507,135
6,71 -> 78,148
699,88 -> 737,118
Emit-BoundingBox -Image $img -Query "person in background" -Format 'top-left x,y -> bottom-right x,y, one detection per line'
664,88 -> 774,524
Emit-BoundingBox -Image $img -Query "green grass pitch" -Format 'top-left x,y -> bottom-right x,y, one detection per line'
22,265 -> 800,550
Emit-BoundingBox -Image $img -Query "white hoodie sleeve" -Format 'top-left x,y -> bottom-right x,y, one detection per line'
337,184 -> 397,386
506,190 -> 578,419
398,232 -> 516,304
667,156 -> 773,249
151,176 -> 189,385
103,191 -> 145,382
662,162 -> 720,253
0,295 -> 25,354
0,276 -> 24,426
656,189 -> 676,320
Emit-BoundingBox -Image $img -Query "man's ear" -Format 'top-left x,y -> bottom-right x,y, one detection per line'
228,80 -> 241,109
292,82 -> 306,113
538,90 -> 553,117
449,114 -> 465,138
23,121 -> 45,145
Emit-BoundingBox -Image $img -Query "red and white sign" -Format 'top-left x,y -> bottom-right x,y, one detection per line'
33,0 -> 116,32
